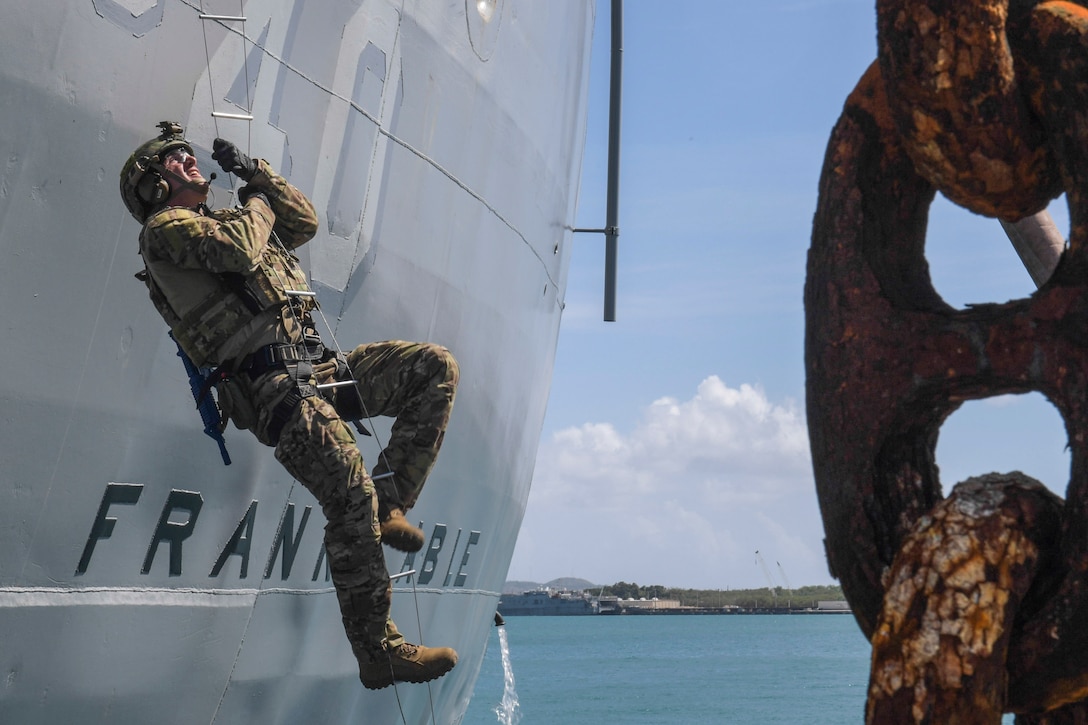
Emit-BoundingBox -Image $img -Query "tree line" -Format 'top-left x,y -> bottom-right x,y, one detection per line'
597,581 -> 845,609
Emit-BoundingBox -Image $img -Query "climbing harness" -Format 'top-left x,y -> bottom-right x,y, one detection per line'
807,0 -> 1088,720
214,236 -> 375,446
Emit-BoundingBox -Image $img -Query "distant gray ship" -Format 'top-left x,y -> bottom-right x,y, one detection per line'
0,1 -> 598,723
498,590 -> 597,616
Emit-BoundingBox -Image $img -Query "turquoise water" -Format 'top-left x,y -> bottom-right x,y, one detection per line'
463,615 -> 872,724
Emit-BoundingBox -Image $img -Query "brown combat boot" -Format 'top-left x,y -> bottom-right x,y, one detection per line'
380,508 -> 425,553
359,642 -> 458,690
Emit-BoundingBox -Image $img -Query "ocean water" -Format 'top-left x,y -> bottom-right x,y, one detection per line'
462,615 -> 872,724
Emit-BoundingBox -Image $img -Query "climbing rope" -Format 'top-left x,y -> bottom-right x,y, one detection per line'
806,0 -> 1088,721
197,0 -> 252,151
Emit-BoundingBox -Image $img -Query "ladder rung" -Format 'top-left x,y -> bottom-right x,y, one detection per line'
316,381 -> 356,391
391,570 -> 417,581
284,290 -> 316,298
372,471 -> 395,481
200,14 -> 246,21
211,111 -> 254,121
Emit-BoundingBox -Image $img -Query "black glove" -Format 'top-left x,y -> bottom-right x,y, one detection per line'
211,138 -> 259,181
237,185 -> 269,207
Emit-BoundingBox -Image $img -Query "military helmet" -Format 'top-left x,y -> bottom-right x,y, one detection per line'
119,121 -> 194,223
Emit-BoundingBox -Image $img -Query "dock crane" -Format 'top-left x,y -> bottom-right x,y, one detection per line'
776,561 -> 793,609
754,550 -> 778,609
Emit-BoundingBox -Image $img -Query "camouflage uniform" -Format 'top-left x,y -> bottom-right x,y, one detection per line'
137,159 -> 458,664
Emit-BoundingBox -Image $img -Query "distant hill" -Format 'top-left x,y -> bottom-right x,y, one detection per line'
503,577 -> 598,594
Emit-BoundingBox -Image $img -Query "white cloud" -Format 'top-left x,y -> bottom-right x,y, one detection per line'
510,376 -> 832,589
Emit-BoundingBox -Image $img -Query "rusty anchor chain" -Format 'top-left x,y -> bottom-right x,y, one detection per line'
806,0 -> 1088,721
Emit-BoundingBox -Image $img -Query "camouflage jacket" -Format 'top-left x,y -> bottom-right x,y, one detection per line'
138,160 -> 320,368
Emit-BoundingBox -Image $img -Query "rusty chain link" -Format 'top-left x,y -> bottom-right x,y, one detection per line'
806,1 -> 1088,721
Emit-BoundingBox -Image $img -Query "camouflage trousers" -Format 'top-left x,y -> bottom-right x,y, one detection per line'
338,341 -> 459,514
230,340 -> 458,662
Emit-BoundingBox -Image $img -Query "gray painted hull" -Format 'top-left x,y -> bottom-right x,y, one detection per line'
0,1 -> 594,722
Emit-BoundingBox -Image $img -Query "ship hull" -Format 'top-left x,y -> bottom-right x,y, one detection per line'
0,1 -> 594,722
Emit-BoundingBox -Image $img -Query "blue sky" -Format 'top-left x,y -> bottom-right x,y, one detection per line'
507,0 -> 1072,590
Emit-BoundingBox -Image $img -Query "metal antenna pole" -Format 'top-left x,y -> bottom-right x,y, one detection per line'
602,0 -> 623,322
573,0 -> 623,321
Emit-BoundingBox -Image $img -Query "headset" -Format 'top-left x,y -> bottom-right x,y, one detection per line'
131,153 -> 215,207
134,157 -> 173,206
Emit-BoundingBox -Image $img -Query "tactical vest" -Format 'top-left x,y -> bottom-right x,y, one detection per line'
138,207 -> 315,368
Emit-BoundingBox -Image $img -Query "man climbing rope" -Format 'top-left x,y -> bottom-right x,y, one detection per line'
119,121 -> 460,690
